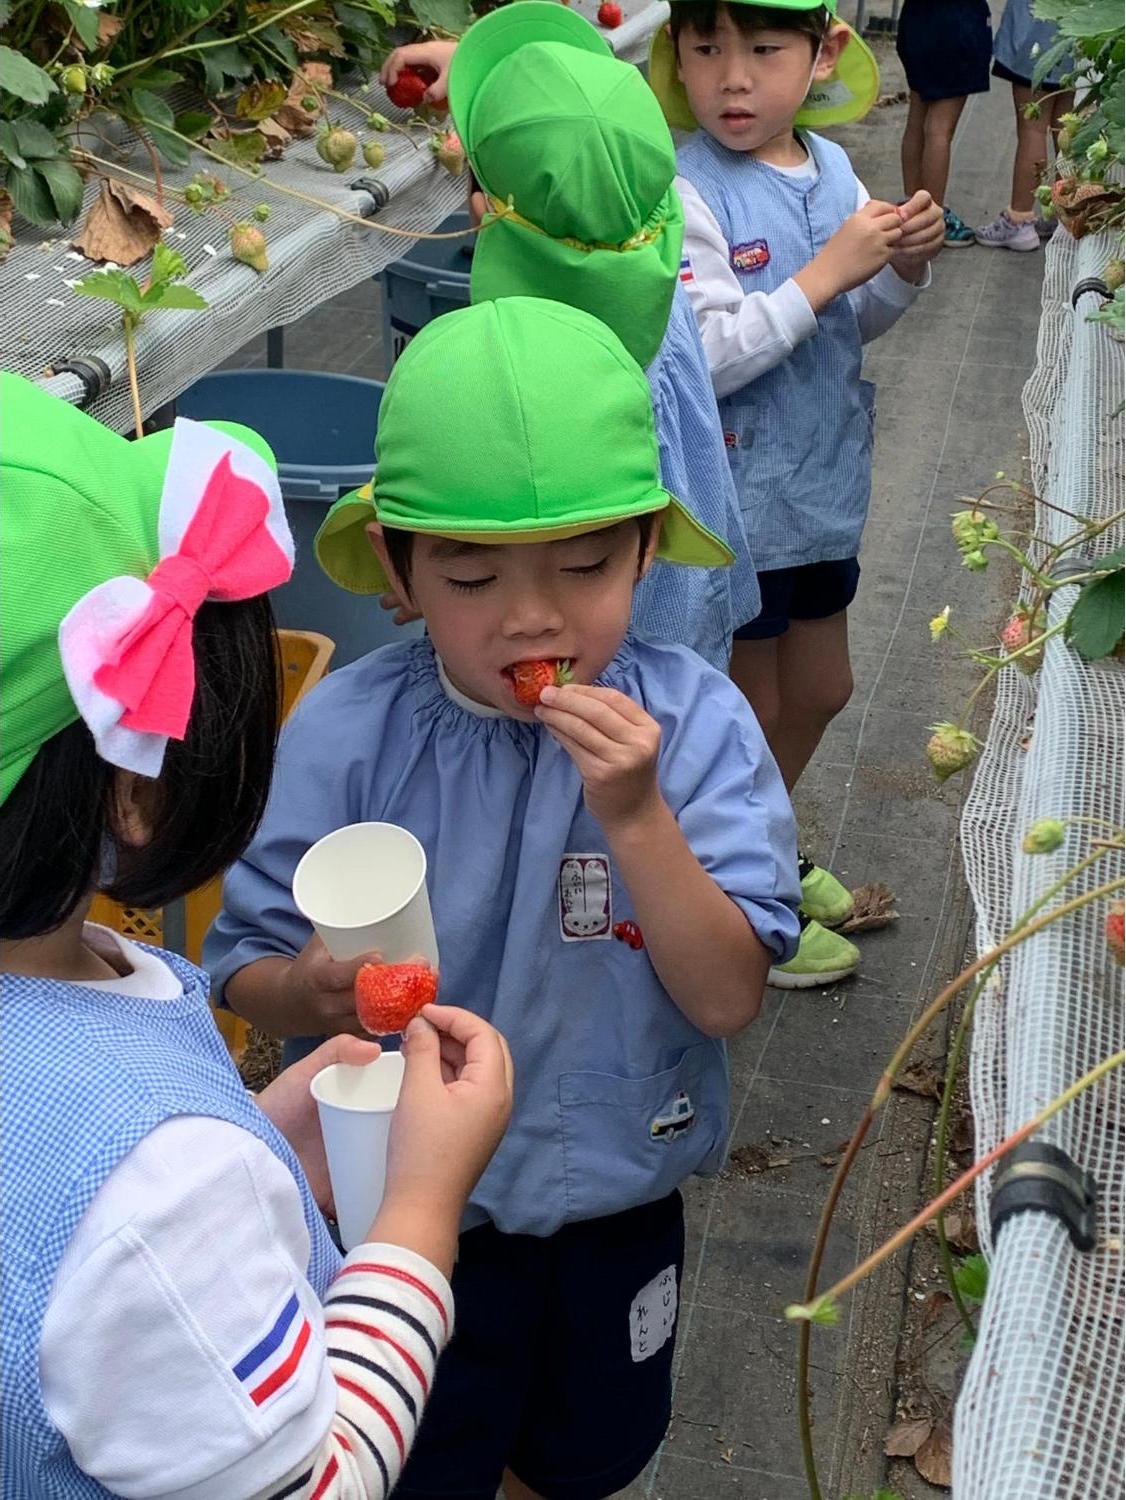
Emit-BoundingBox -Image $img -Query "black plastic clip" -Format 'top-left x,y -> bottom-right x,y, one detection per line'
990,1140 -> 1099,1251
46,355 -> 112,408
349,175 -> 391,213
1071,277 -> 1113,309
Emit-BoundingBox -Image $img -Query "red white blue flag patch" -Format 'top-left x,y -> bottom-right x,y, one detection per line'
731,239 -> 770,273
678,254 -> 694,284
233,1290 -> 312,1407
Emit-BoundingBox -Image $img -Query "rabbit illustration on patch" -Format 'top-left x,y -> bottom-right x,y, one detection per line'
559,854 -> 612,940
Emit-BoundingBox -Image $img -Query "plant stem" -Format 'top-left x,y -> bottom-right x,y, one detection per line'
794,871 -> 1124,1499
123,314 -> 143,438
932,839 -> 1120,1332
788,1049 -> 1125,1321
73,137 -> 473,242
114,0 -> 325,79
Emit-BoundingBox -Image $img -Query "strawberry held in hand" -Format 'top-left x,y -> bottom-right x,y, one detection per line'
387,64 -> 438,111
506,658 -> 573,707
355,962 -> 439,1034
598,1 -> 623,26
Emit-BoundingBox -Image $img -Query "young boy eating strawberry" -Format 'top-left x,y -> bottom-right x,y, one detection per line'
207,296 -> 801,1500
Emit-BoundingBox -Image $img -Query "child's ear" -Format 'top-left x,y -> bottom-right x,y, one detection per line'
636,517 -> 663,581
813,22 -> 849,80
365,520 -> 412,601
669,23 -> 686,83
110,771 -> 156,849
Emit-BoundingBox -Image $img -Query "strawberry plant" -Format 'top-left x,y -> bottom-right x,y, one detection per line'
1032,0 -> 1124,331
0,0 -> 474,250
73,240 -> 207,436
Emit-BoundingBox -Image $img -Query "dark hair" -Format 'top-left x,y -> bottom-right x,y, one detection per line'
382,514 -> 661,598
670,2 -> 831,49
0,596 -> 281,940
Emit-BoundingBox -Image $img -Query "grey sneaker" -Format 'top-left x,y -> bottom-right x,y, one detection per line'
974,210 -> 1040,252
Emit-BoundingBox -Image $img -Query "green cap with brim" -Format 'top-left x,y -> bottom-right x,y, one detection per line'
0,372 -> 276,804
650,0 -> 880,133
314,296 -> 732,596
449,2 -> 684,369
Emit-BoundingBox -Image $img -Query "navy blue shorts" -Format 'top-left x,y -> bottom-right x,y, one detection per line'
733,558 -> 860,641
393,1192 -> 685,1500
896,0 -> 993,101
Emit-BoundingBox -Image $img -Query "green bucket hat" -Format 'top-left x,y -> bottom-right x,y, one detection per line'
448,1 -> 684,369
650,0 -> 880,133
0,372 -> 283,804
314,296 -> 732,596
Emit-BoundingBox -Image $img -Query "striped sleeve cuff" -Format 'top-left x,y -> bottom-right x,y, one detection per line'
261,1245 -> 454,1500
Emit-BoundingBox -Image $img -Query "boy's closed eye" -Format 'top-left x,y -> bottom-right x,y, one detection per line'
444,556 -> 611,592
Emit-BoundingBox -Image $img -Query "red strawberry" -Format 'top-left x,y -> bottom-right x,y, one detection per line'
387,65 -> 437,111
355,962 -> 439,1034
598,1 -> 623,25
507,657 -> 573,707
613,920 -> 644,950
1107,902 -> 1125,967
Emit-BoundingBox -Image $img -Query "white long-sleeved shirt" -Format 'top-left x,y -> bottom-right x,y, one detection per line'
676,167 -> 930,400
38,929 -> 453,1499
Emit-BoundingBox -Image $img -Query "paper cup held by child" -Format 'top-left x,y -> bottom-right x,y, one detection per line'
293,821 -> 439,965
311,1052 -> 406,1251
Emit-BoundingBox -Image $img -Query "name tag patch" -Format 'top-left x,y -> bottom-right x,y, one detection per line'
731,238 -> 770,273
559,853 -> 612,941
630,1265 -> 678,1362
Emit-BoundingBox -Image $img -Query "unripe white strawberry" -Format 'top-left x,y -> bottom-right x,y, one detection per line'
316,125 -> 357,173
1000,606 -> 1047,673
229,221 -> 268,273
926,722 -> 979,782
362,139 -> 386,169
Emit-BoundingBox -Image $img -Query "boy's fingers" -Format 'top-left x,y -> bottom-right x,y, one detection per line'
536,705 -> 620,760
548,682 -> 653,727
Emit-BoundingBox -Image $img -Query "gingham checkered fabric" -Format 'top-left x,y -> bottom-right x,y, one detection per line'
0,951 -> 340,1497
633,281 -> 761,669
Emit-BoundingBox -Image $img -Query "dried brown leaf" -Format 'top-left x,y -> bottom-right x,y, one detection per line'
921,1290 -> 951,1329
97,12 -> 124,46
894,1061 -> 942,1099
838,882 -> 899,933
884,1416 -> 933,1457
951,1110 -> 976,1155
914,1417 -> 953,1487
0,189 -> 13,260
275,64 -> 332,136
236,80 -> 287,122
71,178 -> 173,266
257,117 -> 291,159
941,1211 -> 980,1253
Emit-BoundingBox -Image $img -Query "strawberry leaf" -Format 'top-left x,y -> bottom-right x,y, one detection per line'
0,45 -> 57,106
143,283 -> 207,310
74,269 -> 144,313
952,1252 -> 989,1307
1065,565 -> 1125,659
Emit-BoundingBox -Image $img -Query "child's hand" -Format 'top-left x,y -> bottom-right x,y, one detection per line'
536,683 -> 662,831
282,933 -> 385,1037
379,41 -> 456,106
795,200 -> 904,311
255,1033 -> 384,1213
373,1005 -> 513,1272
889,190 -> 944,283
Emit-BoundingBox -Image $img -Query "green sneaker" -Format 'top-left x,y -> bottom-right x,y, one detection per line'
798,854 -> 854,928
768,914 -> 860,990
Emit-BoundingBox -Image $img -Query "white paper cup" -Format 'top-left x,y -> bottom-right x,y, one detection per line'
293,821 -> 438,966
311,1053 -> 406,1251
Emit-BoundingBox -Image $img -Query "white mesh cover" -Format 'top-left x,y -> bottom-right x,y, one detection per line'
954,227 -> 1125,1498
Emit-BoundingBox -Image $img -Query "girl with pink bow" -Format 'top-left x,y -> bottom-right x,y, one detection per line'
0,373 -> 512,1500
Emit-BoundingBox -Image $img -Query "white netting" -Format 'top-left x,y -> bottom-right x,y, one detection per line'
0,1 -> 667,433
954,226 -> 1125,1499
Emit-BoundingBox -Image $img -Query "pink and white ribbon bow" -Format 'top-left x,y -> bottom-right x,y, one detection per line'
60,418 -> 294,779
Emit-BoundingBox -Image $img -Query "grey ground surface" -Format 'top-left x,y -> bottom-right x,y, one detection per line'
221,16 -> 1047,1496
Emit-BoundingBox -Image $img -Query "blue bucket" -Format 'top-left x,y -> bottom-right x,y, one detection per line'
380,211 -> 473,367
176,369 -> 420,666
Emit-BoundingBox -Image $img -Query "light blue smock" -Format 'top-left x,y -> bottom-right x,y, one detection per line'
636,280 -> 760,670
1,954 -> 340,1499
206,636 -> 801,1238
676,130 -> 877,572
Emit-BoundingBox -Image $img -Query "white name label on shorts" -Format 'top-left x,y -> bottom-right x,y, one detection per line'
629,1265 -> 678,1363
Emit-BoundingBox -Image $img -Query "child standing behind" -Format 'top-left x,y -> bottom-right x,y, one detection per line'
208,297 -> 802,1500
896,0 -> 993,247
650,0 -> 943,986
